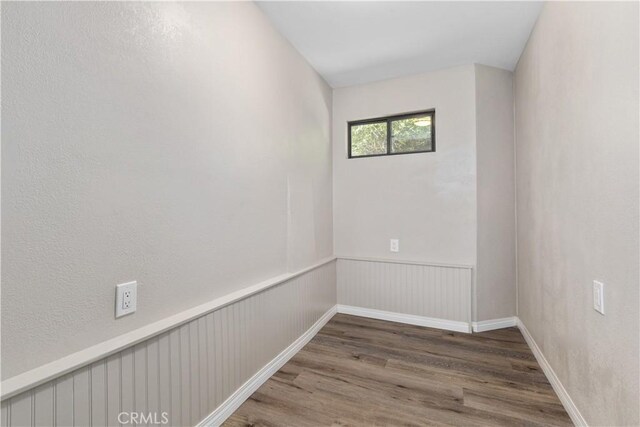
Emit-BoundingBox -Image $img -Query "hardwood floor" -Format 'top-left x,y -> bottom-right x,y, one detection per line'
224,314 -> 572,427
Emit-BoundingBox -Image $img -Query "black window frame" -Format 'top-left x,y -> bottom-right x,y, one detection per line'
347,109 -> 436,159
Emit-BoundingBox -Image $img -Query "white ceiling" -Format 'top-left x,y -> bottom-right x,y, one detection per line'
257,1 -> 543,87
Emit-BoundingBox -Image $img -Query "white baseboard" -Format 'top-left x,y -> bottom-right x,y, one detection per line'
472,316 -> 517,332
336,304 -> 471,333
517,318 -> 587,426
197,305 -> 338,426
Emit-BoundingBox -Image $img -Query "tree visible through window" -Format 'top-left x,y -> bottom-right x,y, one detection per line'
348,110 -> 435,158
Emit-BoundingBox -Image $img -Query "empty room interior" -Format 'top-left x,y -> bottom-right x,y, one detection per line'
1,1 -> 639,426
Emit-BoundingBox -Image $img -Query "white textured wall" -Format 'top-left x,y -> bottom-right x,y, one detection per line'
475,65 -> 516,321
332,65 -> 519,322
332,65 -> 477,266
515,2 -> 639,425
1,2 -> 333,380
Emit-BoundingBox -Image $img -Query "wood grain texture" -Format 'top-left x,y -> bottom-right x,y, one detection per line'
225,314 -> 572,427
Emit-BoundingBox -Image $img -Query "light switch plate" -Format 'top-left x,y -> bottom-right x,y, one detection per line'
390,239 -> 399,253
593,280 -> 604,315
116,281 -> 137,318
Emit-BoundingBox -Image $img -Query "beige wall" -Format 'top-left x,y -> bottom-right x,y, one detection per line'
515,2 -> 639,425
1,2 -> 333,380
475,65 -> 516,321
332,65 -> 477,266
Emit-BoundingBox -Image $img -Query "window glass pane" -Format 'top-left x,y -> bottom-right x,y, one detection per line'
391,115 -> 432,153
350,121 -> 387,157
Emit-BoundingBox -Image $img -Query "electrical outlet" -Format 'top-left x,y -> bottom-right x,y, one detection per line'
390,239 -> 399,253
123,290 -> 132,309
593,280 -> 604,315
116,281 -> 137,318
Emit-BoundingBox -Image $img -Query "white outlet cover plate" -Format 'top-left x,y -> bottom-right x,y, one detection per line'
593,280 -> 604,315
116,281 -> 137,318
390,239 -> 399,253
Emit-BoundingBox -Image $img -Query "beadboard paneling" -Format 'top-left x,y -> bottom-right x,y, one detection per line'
1,261 -> 336,427
337,258 -> 472,322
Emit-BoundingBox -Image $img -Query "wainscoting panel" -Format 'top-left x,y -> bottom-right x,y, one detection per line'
337,257 -> 472,324
1,260 -> 336,427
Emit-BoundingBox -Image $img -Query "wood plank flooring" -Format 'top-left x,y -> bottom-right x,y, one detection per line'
224,314 -> 572,426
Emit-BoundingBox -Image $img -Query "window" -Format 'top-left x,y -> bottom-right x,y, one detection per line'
348,110 -> 435,158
